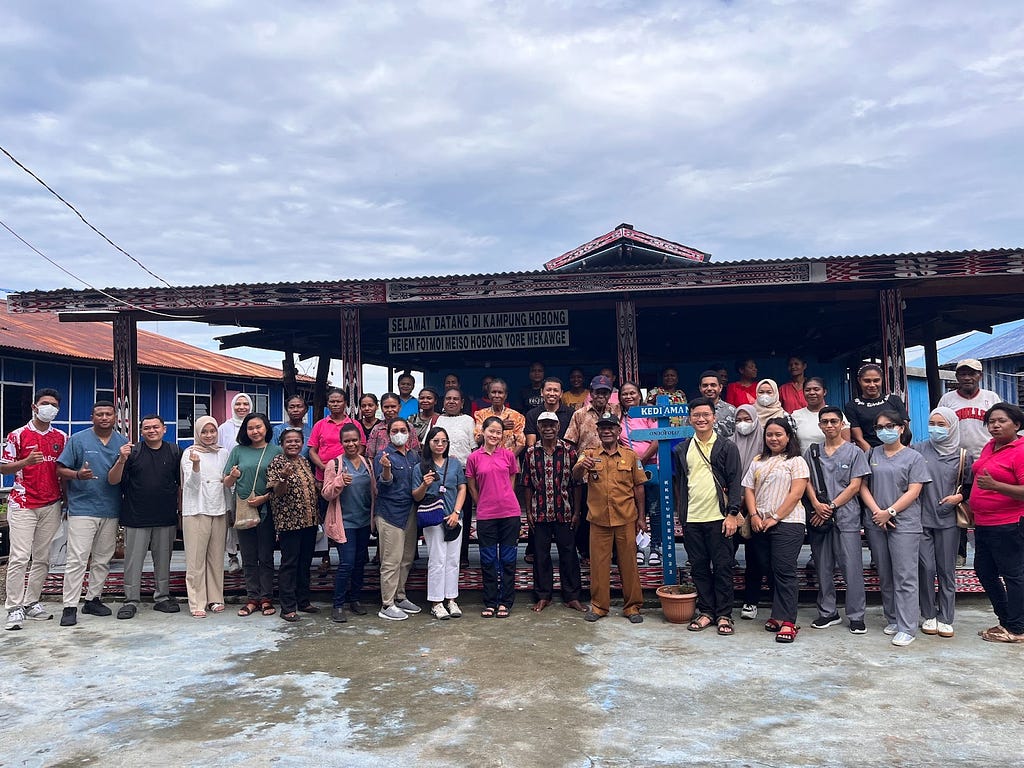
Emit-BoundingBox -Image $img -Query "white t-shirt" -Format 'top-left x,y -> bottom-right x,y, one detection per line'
936,388 -> 1001,459
791,408 -> 850,451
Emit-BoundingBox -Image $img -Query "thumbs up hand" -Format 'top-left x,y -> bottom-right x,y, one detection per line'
79,460 -> 95,480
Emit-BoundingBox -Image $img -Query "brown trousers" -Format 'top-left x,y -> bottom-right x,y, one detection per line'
589,522 -> 643,616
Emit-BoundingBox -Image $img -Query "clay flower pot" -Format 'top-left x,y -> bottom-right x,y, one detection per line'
657,584 -> 698,624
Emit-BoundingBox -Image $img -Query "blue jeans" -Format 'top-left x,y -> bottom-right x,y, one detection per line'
333,525 -> 371,607
478,516 -> 520,609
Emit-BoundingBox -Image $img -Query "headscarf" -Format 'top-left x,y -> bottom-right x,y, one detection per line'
192,415 -> 223,453
730,404 -> 763,474
928,406 -> 961,457
753,378 -> 788,428
229,393 -> 254,426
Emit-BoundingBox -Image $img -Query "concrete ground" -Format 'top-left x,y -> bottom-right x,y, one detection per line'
2,589 -> 1022,768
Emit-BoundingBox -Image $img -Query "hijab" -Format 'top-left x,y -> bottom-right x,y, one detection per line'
192,415 -> 223,453
730,404 -> 763,473
229,393 -> 254,427
928,406 -> 961,457
753,378 -> 788,428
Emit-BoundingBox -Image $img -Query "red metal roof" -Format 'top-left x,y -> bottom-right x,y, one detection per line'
0,299 -> 289,381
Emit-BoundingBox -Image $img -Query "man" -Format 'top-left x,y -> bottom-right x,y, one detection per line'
524,377 -> 572,447
672,397 -> 744,634
396,373 -> 418,418
521,412 -> 585,612
55,401 -> 129,626
107,414 -> 183,618
698,369 -> 736,438
573,414 -> 647,623
519,361 -> 546,412
2,388 -> 66,630
473,378 -> 526,456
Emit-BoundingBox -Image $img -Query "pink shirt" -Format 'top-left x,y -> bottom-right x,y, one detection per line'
620,415 -> 658,465
970,437 -> 1024,527
308,416 -> 365,481
465,446 -> 521,520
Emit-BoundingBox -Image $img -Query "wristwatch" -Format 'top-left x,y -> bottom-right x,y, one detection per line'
887,507 -> 897,517
770,512 -> 780,521
828,501 -> 837,512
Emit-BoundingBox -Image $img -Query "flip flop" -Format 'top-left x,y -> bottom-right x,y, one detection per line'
260,601 -> 276,616
981,626 -> 1023,643
480,607 -> 495,618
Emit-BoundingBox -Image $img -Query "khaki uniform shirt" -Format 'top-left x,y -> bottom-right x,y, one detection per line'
582,444 -> 646,527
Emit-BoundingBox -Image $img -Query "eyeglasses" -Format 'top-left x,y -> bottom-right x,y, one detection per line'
430,438 -> 449,444
818,418 -> 842,425
874,424 -> 896,432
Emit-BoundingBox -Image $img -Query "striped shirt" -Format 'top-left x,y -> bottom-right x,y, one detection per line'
742,455 -> 810,524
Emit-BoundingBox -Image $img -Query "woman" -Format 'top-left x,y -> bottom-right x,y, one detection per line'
266,428 -> 319,622
435,387 -> 478,566
374,417 -> 422,621
561,368 -> 589,412
646,366 -> 687,405
271,394 -> 311,454
971,403 -> 1024,644
753,379 -> 797,434
409,386 -> 440,445
725,358 -> 758,407
742,418 -> 810,643
778,355 -> 808,414
844,363 -> 912,451
791,376 -> 851,449
466,416 -> 521,618
413,427 -> 467,620
732,404 -> 765,620
859,411 -> 930,647
223,413 -> 282,617
358,393 -> 381,438
912,407 -> 971,639
619,382 -> 661,566
308,388 -> 363,484
323,423 -> 375,622
180,415 -> 230,618
366,393 -> 421,463
218,392 -> 253,573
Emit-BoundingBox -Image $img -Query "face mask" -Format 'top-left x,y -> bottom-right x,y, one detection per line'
390,432 -> 409,447
928,426 -> 950,443
36,404 -> 59,422
756,395 -> 774,408
735,421 -> 756,436
876,428 -> 900,445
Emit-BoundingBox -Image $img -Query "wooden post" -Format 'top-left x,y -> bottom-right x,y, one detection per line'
112,313 -> 139,440
878,288 -> 908,399
923,335 -> 943,407
340,307 -> 363,407
281,346 -> 298,398
312,353 -> 330,421
616,299 -> 640,387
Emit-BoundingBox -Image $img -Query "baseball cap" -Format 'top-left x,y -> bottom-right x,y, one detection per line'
590,375 -> 613,391
536,411 -> 560,424
955,359 -> 983,372
596,413 -> 620,427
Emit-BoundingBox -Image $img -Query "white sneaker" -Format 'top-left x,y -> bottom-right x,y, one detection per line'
395,598 -> 421,614
883,623 -> 898,636
24,602 -> 53,621
5,607 -> 25,631
446,600 -> 462,618
921,618 -> 938,635
377,605 -> 409,621
227,555 -> 241,573
431,603 -> 451,620
891,631 -> 915,647
937,622 -> 955,638
740,604 -> 758,620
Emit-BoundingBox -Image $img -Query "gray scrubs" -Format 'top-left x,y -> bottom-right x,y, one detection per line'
863,446 -> 931,635
805,442 -> 871,621
912,442 -> 972,624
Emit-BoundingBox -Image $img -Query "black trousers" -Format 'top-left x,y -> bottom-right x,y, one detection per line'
746,523 -> 805,623
238,515 -> 276,602
532,521 -> 581,603
684,520 -> 735,619
278,525 -> 316,613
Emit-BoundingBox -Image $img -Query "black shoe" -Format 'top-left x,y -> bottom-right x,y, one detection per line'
849,619 -> 867,634
583,610 -> 602,622
331,607 -> 347,623
627,613 -> 644,624
811,614 -> 842,630
60,607 -> 78,626
117,603 -> 138,620
348,601 -> 368,616
82,598 -> 112,617
153,600 -> 181,613
298,603 -> 321,614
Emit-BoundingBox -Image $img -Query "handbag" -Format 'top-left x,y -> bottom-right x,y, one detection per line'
233,444 -> 268,530
954,448 -> 973,529
806,443 -> 834,532
416,459 -> 449,528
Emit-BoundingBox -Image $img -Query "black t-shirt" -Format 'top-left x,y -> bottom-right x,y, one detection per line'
524,405 -> 573,439
843,394 -> 912,447
520,386 -> 544,413
119,441 -> 182,527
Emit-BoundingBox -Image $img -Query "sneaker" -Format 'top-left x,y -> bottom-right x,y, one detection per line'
648,548 -> 662,567
378,604 -> 409,621
153,600 -> 181,613
5,607 -> 25,631
331,606 -> 347,623
811,613 -> 842,630
627,613 -> 644,624
395,598 -> 421,614
921,618 -> 938,635
82,597 -> 112,617
891,631 -> 915,647
937,622 -> 955,638
348,601 -> 368,616
60,607 -> 78,626
227,554 -> 242,573
849,620 -> 867,634
883,623 -> 898,636
431,603 -> 451,620
446,599 -> 462,618
25,602 -> 53,621
117,603 -> 138,620
740,604 -> 758,620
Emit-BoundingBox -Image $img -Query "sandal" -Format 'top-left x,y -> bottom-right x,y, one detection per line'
717,617 -> 735,636
260,600 -> 276,616
480,607 -> 496,618
648,550 -> 662,567
775,622 -> 799,643
981,625 -> 1023,644
495,605 -> 510,619
764,618 -> 783,633
207,603 -> 225,613
281,612 -> 300,623
237,601 -> 259,617
688,613 -> 714,632
191,610 -> 207,619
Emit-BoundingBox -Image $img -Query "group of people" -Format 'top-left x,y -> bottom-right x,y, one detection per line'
3,356 -> 1022,649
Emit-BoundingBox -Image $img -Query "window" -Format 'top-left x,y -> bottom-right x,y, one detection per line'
96,388 -> 115,404
1,383 -> 33,441
177,394 -> 212,440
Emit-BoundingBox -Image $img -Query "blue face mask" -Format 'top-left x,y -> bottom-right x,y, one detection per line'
876,427 -> 900,445
928,426 -> 950,443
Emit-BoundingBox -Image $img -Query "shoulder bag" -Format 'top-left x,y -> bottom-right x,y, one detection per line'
806,443 -> 833,531
954,448 -> 973,529
416,459 -> 448,528
233,444 -> 268,530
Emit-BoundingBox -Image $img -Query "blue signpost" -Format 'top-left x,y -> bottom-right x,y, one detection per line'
628,397 -> 693,585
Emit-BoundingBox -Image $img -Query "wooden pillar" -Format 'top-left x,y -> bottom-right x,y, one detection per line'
878,288 -> 908,399
112,313 -> 139,440
340,308 -> 363,407
615,299 -> 640,387
281,346 -> 298,398
923,335 -> 943,407
312,353 -> 330,420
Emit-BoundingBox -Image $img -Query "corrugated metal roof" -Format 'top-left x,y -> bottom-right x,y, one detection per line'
957,323 -> 1024,361
0,299 -> 290,380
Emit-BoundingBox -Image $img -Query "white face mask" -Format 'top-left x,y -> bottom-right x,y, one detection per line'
756,394 -> 774,408
390,431 -> 409,447
36,404 -> 59,423
735,421 -> 756,436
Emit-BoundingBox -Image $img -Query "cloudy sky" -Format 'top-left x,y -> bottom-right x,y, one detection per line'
1,0 -> 1022,371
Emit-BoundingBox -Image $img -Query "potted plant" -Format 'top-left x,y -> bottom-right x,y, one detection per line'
656,583 -> 697,624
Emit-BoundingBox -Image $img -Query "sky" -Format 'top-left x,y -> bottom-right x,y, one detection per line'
2,0 -> 1023,380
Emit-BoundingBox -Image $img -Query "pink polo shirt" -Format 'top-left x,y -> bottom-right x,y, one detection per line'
970,437 -> 1024,527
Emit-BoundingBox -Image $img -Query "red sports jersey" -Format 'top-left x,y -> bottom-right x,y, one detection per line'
1,421 -> 66,508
